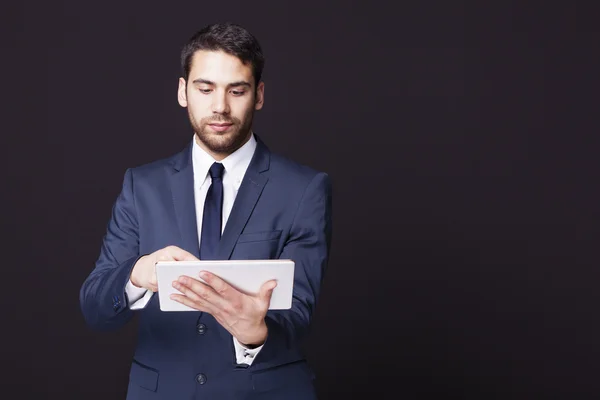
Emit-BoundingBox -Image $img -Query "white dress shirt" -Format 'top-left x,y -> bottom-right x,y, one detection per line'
125,132 -> 263,365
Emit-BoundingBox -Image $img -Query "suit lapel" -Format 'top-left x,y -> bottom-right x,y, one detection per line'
217,137 -> 271,260
170,143 -> 201,258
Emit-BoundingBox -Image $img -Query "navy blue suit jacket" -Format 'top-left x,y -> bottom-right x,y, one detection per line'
79,136 -> 332,399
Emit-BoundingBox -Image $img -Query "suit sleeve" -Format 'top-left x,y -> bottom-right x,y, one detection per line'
250,172 -> 333,370
79,168 -> 143,331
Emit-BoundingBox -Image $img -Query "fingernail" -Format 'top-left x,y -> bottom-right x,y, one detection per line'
172,281 -> 180,289
178,276 -> 187,284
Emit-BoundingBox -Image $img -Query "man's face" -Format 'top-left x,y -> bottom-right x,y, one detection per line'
178,50 -> 264,159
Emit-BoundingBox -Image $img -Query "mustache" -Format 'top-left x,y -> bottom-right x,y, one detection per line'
202,116 -> 237,124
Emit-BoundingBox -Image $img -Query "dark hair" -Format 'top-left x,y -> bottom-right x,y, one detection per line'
181,23 -> 265,86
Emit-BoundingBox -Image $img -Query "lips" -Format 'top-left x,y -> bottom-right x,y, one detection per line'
208,123 -> 233,132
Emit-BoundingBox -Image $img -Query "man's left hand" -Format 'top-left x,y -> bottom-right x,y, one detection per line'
170,271 -> 277,346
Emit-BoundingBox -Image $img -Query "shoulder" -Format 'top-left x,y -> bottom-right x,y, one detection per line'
255,134 -> 331,194
267,151 -> 332,197
126,144 -> 190,180
269,151 -> 326,179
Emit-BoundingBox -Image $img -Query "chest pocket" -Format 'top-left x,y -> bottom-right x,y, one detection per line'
232,230 -> 282,259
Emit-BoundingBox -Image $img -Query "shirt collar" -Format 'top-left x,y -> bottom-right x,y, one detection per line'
191,132 -> 257,187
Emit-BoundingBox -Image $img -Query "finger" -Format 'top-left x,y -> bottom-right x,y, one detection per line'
165,245 -> 200,261
170,293 -> 213,313
148,275 -> 158,292
149,268 -> 158,292
199,271 -> 233,297
259,279 -> 277,303
172,277 -> 209,303
176,276 -> 235,315
149,271 -> 157,286
173,276 -> 224,308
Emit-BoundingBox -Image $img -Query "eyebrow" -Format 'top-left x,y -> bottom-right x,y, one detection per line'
191,79 -> 252,89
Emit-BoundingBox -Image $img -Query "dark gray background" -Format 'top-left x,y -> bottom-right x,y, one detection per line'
2,1 -> 599,398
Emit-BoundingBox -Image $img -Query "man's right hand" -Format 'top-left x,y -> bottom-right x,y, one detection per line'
130,245 -> 199,292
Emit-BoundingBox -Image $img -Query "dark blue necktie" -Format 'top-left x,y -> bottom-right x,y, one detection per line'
200,162 -> 225,260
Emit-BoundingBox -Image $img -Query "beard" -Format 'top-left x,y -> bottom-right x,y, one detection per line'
188,108 -> 254,156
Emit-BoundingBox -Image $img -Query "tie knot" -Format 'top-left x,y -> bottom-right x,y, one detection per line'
208,162 -> 225,180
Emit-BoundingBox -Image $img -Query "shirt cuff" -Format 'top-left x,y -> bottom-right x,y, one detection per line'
125,279 -> 152,310
233,336 -> 264,366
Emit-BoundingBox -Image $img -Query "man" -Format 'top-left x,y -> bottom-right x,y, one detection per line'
79,23 -> 332,399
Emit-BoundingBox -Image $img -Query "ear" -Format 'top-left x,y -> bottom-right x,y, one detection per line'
177,77 -> 188,107
254,81 -> 265,111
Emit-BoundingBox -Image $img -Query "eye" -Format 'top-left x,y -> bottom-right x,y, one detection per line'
199,89 -> 212,94
231,90 -> 245,96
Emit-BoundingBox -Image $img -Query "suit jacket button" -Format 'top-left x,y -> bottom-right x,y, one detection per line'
195,373 -> 207,385
196,323 -> 207,335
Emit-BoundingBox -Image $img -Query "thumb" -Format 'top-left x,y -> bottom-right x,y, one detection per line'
181,252 -> 200,261
259,280 -> 277,303
168,246 -> 199,261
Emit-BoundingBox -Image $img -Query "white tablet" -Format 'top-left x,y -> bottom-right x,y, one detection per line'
155,259 -> 295,311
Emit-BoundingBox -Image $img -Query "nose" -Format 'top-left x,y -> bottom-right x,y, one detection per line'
211,90 -> 230,114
